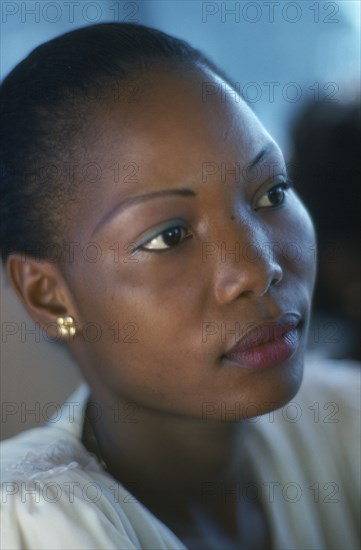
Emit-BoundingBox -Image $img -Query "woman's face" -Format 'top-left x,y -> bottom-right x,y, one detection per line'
65,68 -> 316,420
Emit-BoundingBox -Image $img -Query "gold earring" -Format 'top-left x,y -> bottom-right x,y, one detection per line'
57,316 -> 77,338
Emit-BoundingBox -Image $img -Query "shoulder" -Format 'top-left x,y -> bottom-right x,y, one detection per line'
296,354 -> 360,449
1,382 -> 126,549
246,356 -> 360,549
1,402 -> 134,548
1,383 -> 91,485
301,353 -> 361,405
252,354 -> 360,457
246,354 -> 361,500
0,387 -> 186,550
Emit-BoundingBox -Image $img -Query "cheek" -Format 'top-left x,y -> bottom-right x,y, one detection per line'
278,197 -> 317,286
70,258 -> 204,389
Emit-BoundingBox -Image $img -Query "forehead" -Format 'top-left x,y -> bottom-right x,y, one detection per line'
62,68 -> 283,261
94,68 -> 274,186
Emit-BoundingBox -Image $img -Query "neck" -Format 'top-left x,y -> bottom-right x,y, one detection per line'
85,391 -> 251,522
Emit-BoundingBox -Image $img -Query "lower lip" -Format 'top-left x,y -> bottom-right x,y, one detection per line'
223,327 -> 300,370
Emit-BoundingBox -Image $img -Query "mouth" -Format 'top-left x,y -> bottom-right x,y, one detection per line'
221,313 -> 302,370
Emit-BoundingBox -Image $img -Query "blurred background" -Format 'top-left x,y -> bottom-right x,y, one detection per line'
1,0 -> 360,439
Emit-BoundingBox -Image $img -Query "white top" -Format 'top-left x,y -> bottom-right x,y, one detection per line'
1,356 -> 360,550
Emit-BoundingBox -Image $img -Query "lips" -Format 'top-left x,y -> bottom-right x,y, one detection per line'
222,313 -> 302,370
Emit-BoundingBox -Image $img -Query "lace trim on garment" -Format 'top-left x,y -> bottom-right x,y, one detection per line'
4,438 -> 103,481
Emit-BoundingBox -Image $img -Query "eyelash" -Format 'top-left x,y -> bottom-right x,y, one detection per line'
133,222 -> 192,252
254,179 -> 293,210
133,178 -> 293,253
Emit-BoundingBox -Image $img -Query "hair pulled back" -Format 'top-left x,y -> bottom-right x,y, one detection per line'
0,23 -> 225,266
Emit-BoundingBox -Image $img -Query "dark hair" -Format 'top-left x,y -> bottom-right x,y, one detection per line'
0,23 -> 228,266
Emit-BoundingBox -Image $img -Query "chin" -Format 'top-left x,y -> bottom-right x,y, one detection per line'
258,354 -> 305,417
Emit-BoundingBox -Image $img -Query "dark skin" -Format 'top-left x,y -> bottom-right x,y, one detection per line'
7,68 -> 316,548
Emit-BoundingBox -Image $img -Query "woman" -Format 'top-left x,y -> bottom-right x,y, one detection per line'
1,23 -> 359,550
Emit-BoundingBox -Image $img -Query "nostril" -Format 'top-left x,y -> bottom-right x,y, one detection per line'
271,271 -> 283,287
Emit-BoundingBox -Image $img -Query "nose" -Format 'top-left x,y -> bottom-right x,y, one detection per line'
211,224 -> 283,304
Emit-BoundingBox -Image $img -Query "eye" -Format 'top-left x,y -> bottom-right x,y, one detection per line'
255,180 -> 293,209
135,223 -> 192,251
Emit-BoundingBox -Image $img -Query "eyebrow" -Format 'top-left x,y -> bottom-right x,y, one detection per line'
248,144 -> 277,171
93,188 -> 196,235
93,144 -> 276,236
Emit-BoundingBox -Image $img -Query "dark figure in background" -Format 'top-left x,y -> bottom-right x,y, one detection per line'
290,99 -> 360,361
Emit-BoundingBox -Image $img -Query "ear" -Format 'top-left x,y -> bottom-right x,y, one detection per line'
6,253 -> 81,339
